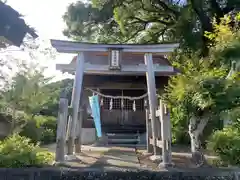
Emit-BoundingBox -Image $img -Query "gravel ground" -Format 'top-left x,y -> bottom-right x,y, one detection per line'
136,149 -> 194,170
136,146 -> 219,171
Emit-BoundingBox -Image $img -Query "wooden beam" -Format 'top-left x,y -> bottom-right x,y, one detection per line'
54,47 -> 178,53
67,53 -> 85,155
145,53 -> 158,156
56,63 -> 175,75
51,39 -> 179,54
82,75 -> 169,89
86,82 -> 147,90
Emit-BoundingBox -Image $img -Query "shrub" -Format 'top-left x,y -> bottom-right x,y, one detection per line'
171,107 -> 190,145
0,134 -> 54,168
20,115 -> 57,145
19,119 -> 41,144
38,116 -> 57,144
207,127 -> 240,166
33,115 -> 55,128
40,128 -> 55,144
0,110 -> 30,138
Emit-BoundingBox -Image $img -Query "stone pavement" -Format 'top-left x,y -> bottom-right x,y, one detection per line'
44,144 -> 141,170
89,147 -> 140,169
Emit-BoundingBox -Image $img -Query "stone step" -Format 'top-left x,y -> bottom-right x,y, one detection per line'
106,133 -> 140,144
107,138 -> 139,144
106,133 -> 139,139
106,130 -> 142,134
102,125 -> 146,134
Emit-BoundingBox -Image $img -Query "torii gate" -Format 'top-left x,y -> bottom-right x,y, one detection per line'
51,40 -> 179,167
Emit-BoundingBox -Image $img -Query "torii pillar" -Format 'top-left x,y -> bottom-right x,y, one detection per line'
145,53 -> 159,158
67,53 -> 85,156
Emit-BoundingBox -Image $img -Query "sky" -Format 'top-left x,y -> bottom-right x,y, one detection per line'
5,0 -> 78,80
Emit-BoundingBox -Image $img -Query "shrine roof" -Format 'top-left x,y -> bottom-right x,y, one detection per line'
51,39 -> 179,53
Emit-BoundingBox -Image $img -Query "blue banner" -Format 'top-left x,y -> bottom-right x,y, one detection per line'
89,95 -> 102,137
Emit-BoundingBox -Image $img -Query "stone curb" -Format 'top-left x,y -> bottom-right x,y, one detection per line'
0,167 -> 240,180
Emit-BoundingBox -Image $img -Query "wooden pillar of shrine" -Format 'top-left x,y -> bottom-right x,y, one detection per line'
67,53 -> 85,155
144,98 -> 152,153
55,90 -> 68,163
159,99 -> 173,167
144,53 -> 158,156
74,108 -> 84,153
74,90 -> 86,153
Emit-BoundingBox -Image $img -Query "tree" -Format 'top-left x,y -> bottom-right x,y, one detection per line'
2,63 -> 52,115
0,1 -> 37,47
164,14 -> 240,166
38,78 -> 73,117
63,0 -> 239,54
0,62 -> 55,135
0,37 -> 56,90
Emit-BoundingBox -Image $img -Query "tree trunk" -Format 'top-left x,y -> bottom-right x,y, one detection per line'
188,115 -> 209,167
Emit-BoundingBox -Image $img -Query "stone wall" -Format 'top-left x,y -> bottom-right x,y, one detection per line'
0,167 -> 238,180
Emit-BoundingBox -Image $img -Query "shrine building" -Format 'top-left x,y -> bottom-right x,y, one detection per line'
51,40 -> 179,155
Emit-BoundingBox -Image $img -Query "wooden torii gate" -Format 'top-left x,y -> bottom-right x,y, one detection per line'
51,40 -> 179,167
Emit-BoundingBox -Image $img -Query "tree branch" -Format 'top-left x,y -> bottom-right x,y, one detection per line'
133,16 -> 174,26
190,0 -> 213,32
155,0 -> 180,18
209,0 -> 224,23
140,0 -> 178,21
123,27 -> 145,43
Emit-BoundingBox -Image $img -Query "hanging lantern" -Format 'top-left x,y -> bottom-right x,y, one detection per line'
100,98 -> 104,106
133,100 -> 136,112
109,98 -> 113,110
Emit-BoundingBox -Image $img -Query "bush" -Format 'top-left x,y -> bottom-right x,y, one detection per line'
40,128 -> 55,144
0,110 -> 30,139
170,107 -> 190,145
20,115 -> 57,145
38,116 -> 57,144
19,119 -> 41,144
0,134 -> 54,168
207,127 -> 240,166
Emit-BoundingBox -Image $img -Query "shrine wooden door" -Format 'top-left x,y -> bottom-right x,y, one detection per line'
100,89 -> 146,128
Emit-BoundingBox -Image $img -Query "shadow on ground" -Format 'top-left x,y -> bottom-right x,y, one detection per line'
60,147 -> 141,171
